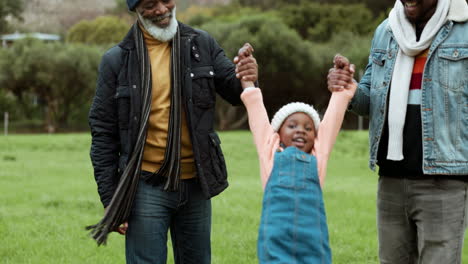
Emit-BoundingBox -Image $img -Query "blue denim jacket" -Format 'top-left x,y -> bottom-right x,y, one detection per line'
350,19 -> 468,175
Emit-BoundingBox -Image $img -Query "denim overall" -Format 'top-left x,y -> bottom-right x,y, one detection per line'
257,147 -> 332,264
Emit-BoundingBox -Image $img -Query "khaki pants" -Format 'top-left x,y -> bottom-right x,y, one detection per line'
377,176 -> 468,264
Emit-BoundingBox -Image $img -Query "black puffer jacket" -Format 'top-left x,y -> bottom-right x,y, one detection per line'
89,22 -> 243,207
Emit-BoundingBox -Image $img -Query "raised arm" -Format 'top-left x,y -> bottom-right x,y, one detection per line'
316,55 -> 357,186
237,47 -> 278,188
240,88 -> 279,189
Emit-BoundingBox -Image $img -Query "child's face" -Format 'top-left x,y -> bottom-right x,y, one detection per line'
278,112 -> 316,153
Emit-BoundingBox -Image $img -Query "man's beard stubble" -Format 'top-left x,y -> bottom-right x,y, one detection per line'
137,7 -> 178,42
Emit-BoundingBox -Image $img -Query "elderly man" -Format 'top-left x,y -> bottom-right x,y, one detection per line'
88,0 -> 258,263
328,0 -> 468,263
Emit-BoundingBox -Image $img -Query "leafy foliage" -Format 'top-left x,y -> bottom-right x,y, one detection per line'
281,3 -> 377,42
312,0 -> 395,17
66,16 -> 129,46
0,0 -> 24,33
233,0 -> 394,17
202,14 -> 328,125
0,39 -> 101,132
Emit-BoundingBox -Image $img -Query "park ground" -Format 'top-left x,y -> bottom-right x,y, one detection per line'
1,131 -> 467,263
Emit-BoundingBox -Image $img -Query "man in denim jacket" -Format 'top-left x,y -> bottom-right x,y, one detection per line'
328,0 -> 468,263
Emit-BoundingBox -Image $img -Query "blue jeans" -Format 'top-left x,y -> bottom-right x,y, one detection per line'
126,175 -> 211,264
378,176 -> 468,264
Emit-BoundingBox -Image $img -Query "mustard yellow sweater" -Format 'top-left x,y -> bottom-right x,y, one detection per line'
140,26 -> 195,179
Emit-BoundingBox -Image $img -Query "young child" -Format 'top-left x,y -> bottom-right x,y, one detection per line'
237,55 -> 356,263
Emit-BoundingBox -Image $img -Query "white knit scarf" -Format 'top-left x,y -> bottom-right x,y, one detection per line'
387,0 -> 468,160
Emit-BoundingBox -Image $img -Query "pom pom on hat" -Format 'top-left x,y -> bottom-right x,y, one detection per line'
127,0 -> 141,11
271,102 -> 320,132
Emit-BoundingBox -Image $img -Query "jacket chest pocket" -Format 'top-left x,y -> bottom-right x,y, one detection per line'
370,49 -> 389,90
191,66 -> 216,108
114,85 -> 131,129
437,47 -> 468,91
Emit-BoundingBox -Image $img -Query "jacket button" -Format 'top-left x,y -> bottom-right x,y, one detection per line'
453,50 -> 459,57
134,116 -> 138,121
133,85 -> 137,89
192,46 -> 196,50
209,71 -> 214,76
195,54 -> 200,58
190,73 -> 194,78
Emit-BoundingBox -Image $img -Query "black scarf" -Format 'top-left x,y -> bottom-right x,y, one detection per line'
145,24 -> 182,191
87,23 -> 182,245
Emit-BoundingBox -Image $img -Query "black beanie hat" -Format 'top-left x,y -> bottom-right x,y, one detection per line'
127,0 -> 141,11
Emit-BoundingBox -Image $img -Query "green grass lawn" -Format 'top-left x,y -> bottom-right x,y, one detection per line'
0,131 -> 467,263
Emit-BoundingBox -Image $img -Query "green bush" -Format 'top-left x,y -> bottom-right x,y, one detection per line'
0,39 -> 101,132
198,10 -> 374,129
201,14 -> 326,124
282,2 -> 377,42
0,0 -> 24,33
66,16 -> 129,46
0,89 -> 17,117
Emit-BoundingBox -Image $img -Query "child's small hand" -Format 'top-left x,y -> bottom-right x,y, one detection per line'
234,43 -> 254,64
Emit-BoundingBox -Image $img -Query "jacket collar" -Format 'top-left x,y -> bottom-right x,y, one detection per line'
118,21 -> 198,51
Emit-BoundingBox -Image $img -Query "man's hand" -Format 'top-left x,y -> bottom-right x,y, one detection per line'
234,43 -> 258,86
104,207 -> 128,235
114,222 -> 128,235
327,54 -> 356,93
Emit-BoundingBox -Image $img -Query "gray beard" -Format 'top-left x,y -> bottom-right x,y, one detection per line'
137,7 -> 178,42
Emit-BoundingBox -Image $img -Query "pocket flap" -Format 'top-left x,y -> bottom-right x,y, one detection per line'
438,47 -> 468,61
114,85 -> 130,98
209,132 -> 221,145
191,66 -> 215,79
371,50 -> 386,66
295,153 -> 312,163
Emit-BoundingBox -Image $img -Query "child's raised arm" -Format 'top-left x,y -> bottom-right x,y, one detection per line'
240,87 -> 279,189
315,55 -> 357,186
235,46 -> 278,189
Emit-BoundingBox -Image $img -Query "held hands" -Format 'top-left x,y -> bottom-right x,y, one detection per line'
327,54 -> 357,100
234,43 -> 257,89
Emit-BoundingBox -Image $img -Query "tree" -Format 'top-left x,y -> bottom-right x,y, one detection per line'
196,5 -> 376,129
66,16 -> 129,46
312,0 -> 394,17
233,0 -> 299,10
0,39 -> 101,132
0,0 -> 23,33
281,2 -> 377,42
233,0 -> 394,17
201,14 -> 326,129
0,38 -> 40,119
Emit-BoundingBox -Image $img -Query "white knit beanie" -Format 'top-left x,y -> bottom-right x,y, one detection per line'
271,102 -> 321,132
